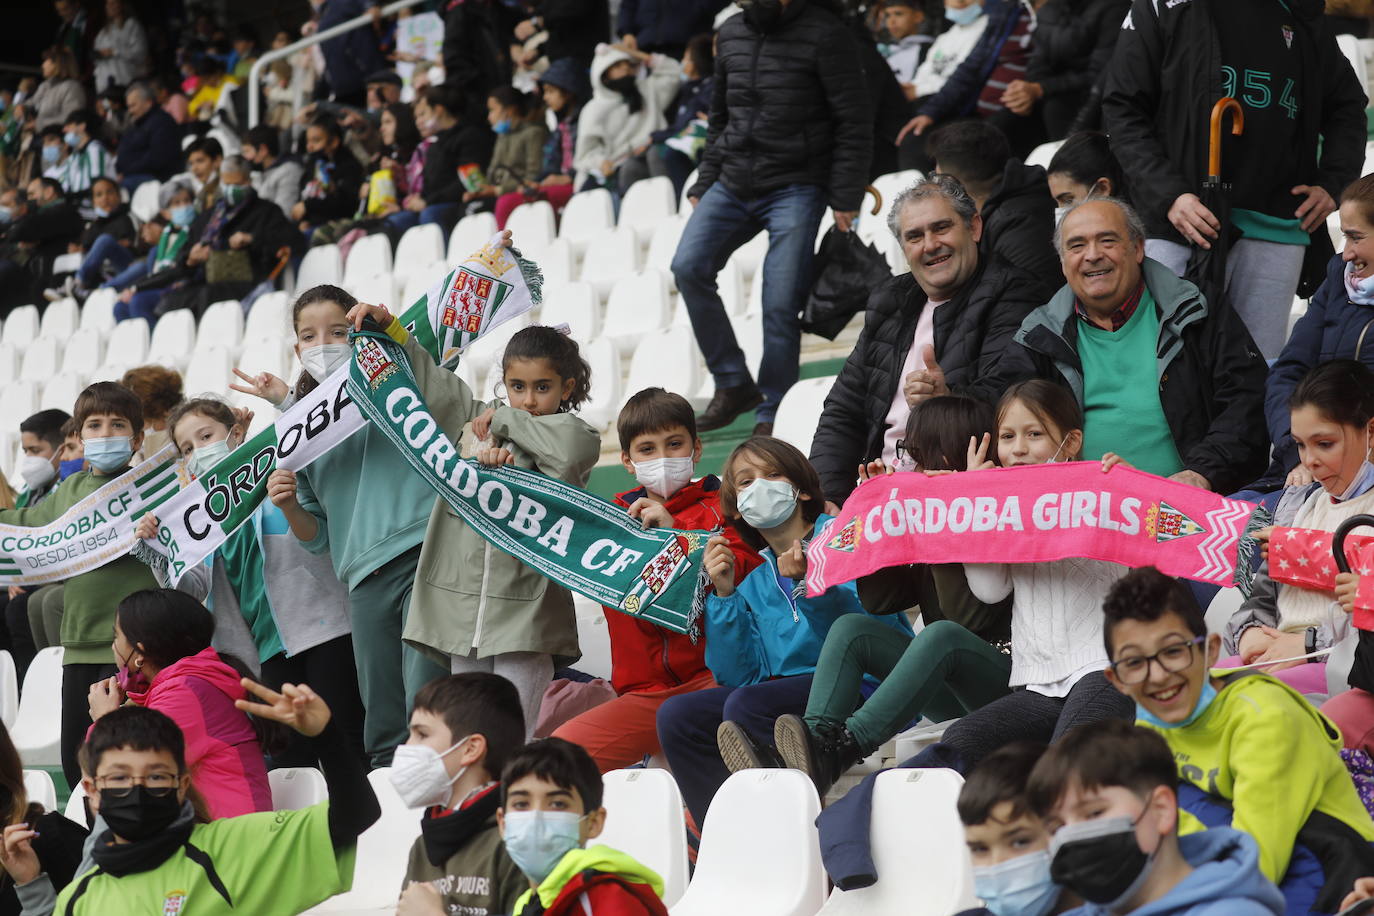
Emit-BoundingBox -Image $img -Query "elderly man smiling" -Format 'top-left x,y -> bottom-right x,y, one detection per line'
1000,197 -> 1269,494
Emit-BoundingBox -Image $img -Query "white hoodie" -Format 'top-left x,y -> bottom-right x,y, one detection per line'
573,45 -> 682,188
914,14 -> 989,98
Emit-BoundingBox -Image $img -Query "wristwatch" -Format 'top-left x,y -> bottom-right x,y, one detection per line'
1304,626 -> 1319,662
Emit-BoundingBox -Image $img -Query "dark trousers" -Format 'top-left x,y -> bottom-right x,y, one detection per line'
261,634 -> 368,769
656,674 -> 814,827
61,662 -> 117,788
5,592 -> 34,684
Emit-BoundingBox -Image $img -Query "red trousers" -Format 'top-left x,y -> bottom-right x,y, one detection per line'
552,672 -> 716,773
495,183 -> 576,228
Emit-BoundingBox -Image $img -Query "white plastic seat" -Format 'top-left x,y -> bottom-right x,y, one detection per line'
1205,587 -> 1243,636
0,651 -> 16,729
80,288 -> 118,335
448,212 -> 498,264
88,363 -> 130,383
245,291 -> 294,341
580,226 -> 641,298
538,237 -> 576,287
578,337 -> 622,431
773,376 -> 837,456
1025,140 -> 1066,170
59,329 -> 103,378
13,647 -> 64,767
619,176 -> 677,243
571,594 -> 613,680
401,260 -> 450,309
146,309 -> 197,371
2,306 -> 39,348
460,311 -> 532,378
393,224 -> 445,289
671,769 -> 826,916
181,346 -> 233,399
646,216 -> 688,287
818,769 -> 976,915
230,336 -> 291,408
603,270 -> 671,354
40,297 -> 80,340
351,271 -> 399,308
343,233 -> 394,288
303,767 -> 422,912
64,782 -> 88,826
859,170 -> 922,244
130,180 -> 162,223
295,244 -> 344,292
197,300 -> 247,357
22,770 -> 57,813
559,188 -> 615,254
20,336 -> 62,382
269,767 -> 328,810
624,327 -> 700,410
539,281 -> 600,341
508,200 -> 557,254
40,373 -> 85,412
0,381 -> 39,432
0,343 -> 17,384
106,317 -> 151,365
599,769 -> 690,906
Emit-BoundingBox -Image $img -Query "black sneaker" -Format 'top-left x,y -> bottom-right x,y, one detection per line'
752,421 -> 773,437
716,720 -> 779,772
696,383 -> 763,432
774,713 -> 863,797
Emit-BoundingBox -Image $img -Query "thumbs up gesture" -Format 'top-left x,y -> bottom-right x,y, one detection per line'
903,345 -> 949,408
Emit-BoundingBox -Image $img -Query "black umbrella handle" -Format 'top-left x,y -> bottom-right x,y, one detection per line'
1333,515 -> 1374,574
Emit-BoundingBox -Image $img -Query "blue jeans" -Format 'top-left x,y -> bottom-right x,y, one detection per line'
671,183 -> 827,422
114,289 -> 163,324
79,234 -> 135,288
120,173 -> 157,193
385,202 -> 460,235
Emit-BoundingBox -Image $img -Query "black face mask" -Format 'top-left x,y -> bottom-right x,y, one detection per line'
1049,815 -> 1157,906
741,0 -> 785,31
98,786 -> 184,842
603,74 -> 643,114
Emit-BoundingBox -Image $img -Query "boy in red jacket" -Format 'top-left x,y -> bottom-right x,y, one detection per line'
552,389 -> 760,771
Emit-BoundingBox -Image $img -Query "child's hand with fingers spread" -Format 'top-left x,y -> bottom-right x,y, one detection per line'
471,406 -> 497,441
229,368 -> 288,407
477,447 -> 515,467
966,433 -> 994,470
627,498 -> 674,530
1337,572 -> 1360,614
856,459 -> 889,483
777,539 -> 807,579
237,678 -> 332,736
1100,452 -> 1132,473
135,514 -> 159,541
704,535 -> 737,597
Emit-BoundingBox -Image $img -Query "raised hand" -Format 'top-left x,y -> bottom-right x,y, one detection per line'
777,539 -> 807,579
88,676 -> 125,721
135,514 -> 158,541
903,345 -> 948,407
1336,572 -> 1360,615
236,678 -> 332,737
471,407 -> 497,441
627,498 -> 674,529
0,823 -> 42,886
229,368 -> 289,407
966,433 -> 994,471
346,301 -> 392,332
704,535 -> 736,598
857,459 -> 891,482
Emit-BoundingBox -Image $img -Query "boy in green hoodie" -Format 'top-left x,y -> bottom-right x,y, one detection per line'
1101,566 -> 1374,915
498,737 -> 669,916
0,381 -> 160,788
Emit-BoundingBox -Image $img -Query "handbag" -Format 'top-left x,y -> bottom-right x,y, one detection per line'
801,226 -> 892,340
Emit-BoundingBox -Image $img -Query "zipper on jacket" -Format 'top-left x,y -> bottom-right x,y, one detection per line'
746,35 -> 764,195
769,558 -> 800,622
473,543 -> 493,648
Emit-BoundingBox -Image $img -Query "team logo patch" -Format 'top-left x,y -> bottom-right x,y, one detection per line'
356,338 -> 398,389
162,891 -> 187,915
1145,502 -> 1205,542
827,516 -> 863,553
443,270 -> 494,334
1282,24 -> 1293,48
639,539 -> 687,597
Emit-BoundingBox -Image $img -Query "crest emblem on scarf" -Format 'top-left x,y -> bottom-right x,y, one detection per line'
357,338 -> 398,389
1145,502 -> 1205,542
442,270 -> 493,334
162,892 -> 187,915
1282,25 -> 1294,48
639,539 -> 687,596
827,516 -> 863,553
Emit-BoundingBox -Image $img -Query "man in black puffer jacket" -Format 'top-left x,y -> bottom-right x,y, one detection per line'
809,175 -> 1052,504
671,0 -> 873,435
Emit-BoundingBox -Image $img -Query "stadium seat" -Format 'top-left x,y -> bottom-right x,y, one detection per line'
604,270 -> 671,354
296,245 -> 344,292
572,594 -> 613,681
1026,140 -> 1066,170
671,769 -> 826,916
743,270 -> 764,318
40,373 -> 85,412
0,651 -> 16,729
878,232 -> 908,275
40,297 -> 80,340
23,770 -> 57,814
580,226 -> 641,298
559,188 -> 615,254
107,317 -> 151,365
2,306 -> 39,349
680,170 -> 698,211
773,376 -> 836,456
599,769 -> 690,907
539,281 -> 600,342
646,216 -> 687,286
80,289 -> 118,335
619,176 -> 677,243
0,381 -> 39,432
20,336 -> 62,382
0,342 -> 17,384
624,327 -> 700,410
1289,294 -> 1310,338
538,237 -> 576,287
460,310 -> 532,378
817,769 -> 976,915
233,336 -> 292,403
195,300 -> 246,357
508,200 -> 558,254
351,271 -> 399,309
343,233 -> 394,288
59,329 -> 103,378
130,180 -> 162,223
671,256 -> 745,326
182,346 -> 233,399
303,768 -> 422,913
578,337 -> 622,431
1205,587 -> 1242,636
244,291 -> 294,341
64,782 -> 88,826
146,310 -> 197,370
393,224 -> 445,289
448,212 -> 499,264
269,767 -> 329,811
732,313 -> 764,377
88,363 -> 130,384
13,647 -> 64,767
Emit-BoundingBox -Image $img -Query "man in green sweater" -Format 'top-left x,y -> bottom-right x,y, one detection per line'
0,381 -> 159,787
996,197 -> 1269,496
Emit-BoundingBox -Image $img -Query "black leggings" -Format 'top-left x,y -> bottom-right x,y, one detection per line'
260,635 -> 367,769
61,662 -> 117,788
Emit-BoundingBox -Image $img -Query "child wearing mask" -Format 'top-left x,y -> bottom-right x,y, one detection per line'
114,181 -> 197,324
912,0 -> 988,99
494,60 -> 587,228
15,408 -> 69,507
461,87 -> 548,213
551,388 -> 760,772
881,0 -> 932,100
575,43 -> 681,196
291,115 -> 365,237
382,84 -> 492,235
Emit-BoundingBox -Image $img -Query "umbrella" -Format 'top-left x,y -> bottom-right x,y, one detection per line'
1183,97 -> 1244,311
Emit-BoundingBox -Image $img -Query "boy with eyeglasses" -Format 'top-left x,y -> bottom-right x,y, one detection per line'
1102,567 -> 1374,914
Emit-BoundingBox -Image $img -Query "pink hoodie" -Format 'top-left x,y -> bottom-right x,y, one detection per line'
127,647 -> 272,819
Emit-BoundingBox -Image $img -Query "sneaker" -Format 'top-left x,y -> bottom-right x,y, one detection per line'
774,713 -> 864,797
696,383 -> 763,432
752,421 -> 773,437
716,720 -> 778,773
42,286 -> 65,302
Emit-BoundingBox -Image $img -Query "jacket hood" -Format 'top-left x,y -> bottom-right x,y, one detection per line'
539,57 -> 591,101
515,843 -> 665,912
1110,828 -> 1284,916
589,46 -> 638,102
1205,669 -> 1345,748
130,647 -> 246,706
984,159 -> 1051,210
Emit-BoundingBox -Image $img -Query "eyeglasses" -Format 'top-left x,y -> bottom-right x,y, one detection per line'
894,441 -> 920,471
94,772 -> 180,798
1109,636 -> 1206,686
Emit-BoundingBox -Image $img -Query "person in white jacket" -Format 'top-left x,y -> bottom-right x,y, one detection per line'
574,43 -> 681,195
92,0 -> 150,91
913,0 -> 989,99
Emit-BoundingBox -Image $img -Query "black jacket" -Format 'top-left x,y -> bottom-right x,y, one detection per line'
1025,0 -> 1130,137
917,0 -> 1023,123
78,203 -> 136,251
135,193 -> 302,291
114,106 -> 182,181
994,258 -> 1269,494
809,254 -> 1050,503
9,200 -> 83,264
442,0 -> 510,112
423,123 -> 496,206
318,0 -> 388,99
1102,0 -> 1365,243
616,0 -> 726,55
299,150 -> 366,224
980,160 -> 1058,280
536,0 -> 611,66
689,0 -> 873,212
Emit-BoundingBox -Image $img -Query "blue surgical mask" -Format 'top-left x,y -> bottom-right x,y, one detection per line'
492,118 -> 513,135
0,206 -> 11,224
84,436 -> 134,473
94,206 -> 109,218
1337,453 -> 1374,502
945,3 -> 983,25
973,850 -> 1061,916
63,131 -> 81,149
737,477 -> 799,530
188,438 -> 232,478
58,457 -> 85,479
42,144 -> 60,164
1136,678 -> 1217,730
170,204 -> 195,228
502,810 -> 583,885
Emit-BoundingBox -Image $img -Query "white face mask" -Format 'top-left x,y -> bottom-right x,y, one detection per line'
300,343 -> 351,383
188,436 -> 236,478
18,454 -> 55,491
633,456 -> 694,499
1054,205 -> 1069,226
388,735 -> 471,809
737,477 -> 799,530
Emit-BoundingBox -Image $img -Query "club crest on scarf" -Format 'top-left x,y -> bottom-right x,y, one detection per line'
162,891 -> 187,915
357,337 -> 399,390
1145,502 -> 1204,542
